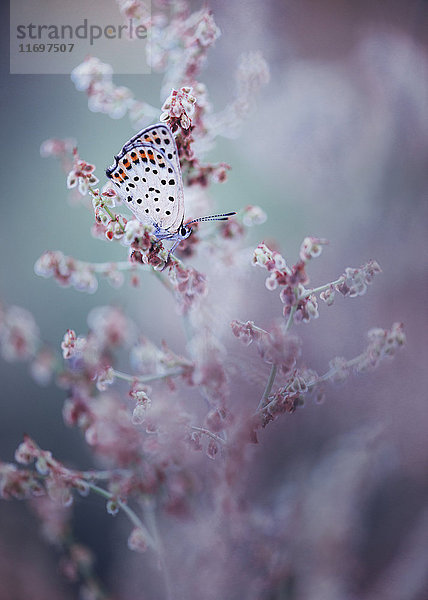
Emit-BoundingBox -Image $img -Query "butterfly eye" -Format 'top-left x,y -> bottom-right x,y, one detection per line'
180,226 -> 188,237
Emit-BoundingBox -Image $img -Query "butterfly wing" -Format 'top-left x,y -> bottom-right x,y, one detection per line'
123,124 -> 182,176
106,124 -> 184,232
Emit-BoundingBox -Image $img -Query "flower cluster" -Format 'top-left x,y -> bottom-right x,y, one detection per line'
336,259 -> 382,298
160,86 -> 197,130
71,57 -> 132,119
0,462 -> 44,500
130,384 -> 152,425
355,322 -> 406,372
13,435 -> 89,506
116,0 -> 151,25
258,371 -> 308,427
0,305 -> 40,361
90,187 -> 129,240
151,8 -> 221,96
129,232 -> 169,271
168,261 -> 207,313
253,241 -> 383,324
66,149 -> 98,196
35,250 -> 99,293
231,320 -> 301,375
0,303 -> 56,386
253,241 -> 319,324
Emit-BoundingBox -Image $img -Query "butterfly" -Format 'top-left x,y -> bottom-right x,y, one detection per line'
106,123 -> 235,259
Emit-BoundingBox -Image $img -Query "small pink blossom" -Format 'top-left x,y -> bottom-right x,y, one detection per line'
205,408 -> 227,433
0,306 -> 39,362
106,498 -> 120,516
123,220 -> 154,246
206,439 -> 219,460
328,356 -> 350,382
91,186 -> 116,210
71,57 -> 135,120
30,348 -> 56,385
32,496 -> 71,543
160,87 -> 196,130
15,435 -> 39,465
104,215 -> 127,241
336,260 -> 382,298
230,320 -> 262,346
0,463 -> 44,500
71,56 -> 113,91
66,149 -> 98,196
299,237 -> 329,262
87,306 -> 133,348
61,329 -> 77,359
292,294 -> 319,324
130,383 -> 152,425
128,527 -> 148,553
320,285 -> 336,305
45,477 -> 74,507
131,404 -> 147,425
168,262 -> 207,313
256,325 -> 301,374
356,322 -> 406,372
95,366 -> 115,391
187,430 -> 203,451
40,137 -> 75,159
252,242 -> 288,272
190,330 -> 228,404
193,11 -> 221,48
242,205 -> 267,226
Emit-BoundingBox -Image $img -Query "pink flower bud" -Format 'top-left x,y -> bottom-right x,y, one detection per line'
128,527 -> 148,553
106,499 -> 120,516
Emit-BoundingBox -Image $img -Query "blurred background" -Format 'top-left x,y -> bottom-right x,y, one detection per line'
0,1 -> 427,598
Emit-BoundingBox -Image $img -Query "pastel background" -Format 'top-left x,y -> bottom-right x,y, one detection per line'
1,1 -> 427,598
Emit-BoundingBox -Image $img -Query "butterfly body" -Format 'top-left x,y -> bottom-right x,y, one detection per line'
106,123 -> 235,258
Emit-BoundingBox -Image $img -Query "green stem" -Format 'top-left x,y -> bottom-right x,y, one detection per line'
89,186 -> 125,232
80,469 -> 132,481
257,301 -> 297,411
87,483 -> 155,549
285,304 -> 297,331
257,364 -> 278,410
306,353 -> 363,387
112,368 -> 184,384
91,261 -> 139,273
304,277 -> 344,298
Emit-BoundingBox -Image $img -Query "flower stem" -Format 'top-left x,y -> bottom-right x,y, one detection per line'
112,368 -> 184,384
91,261 -> 138,273
257,364 -> 278,410
285,304 -> 297,331
80,468 -> 132,481
306,353 -> 363,387
305,277 -> 344,298
257,303 -> 297,410
87,483 -> 156,549
190,426 -> 226,445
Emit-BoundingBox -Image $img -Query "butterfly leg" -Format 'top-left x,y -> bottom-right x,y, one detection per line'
168,238 -> 183,261
159,239 -> 182,271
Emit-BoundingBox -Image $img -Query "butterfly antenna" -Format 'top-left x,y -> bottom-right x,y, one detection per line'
185,212 -> 236,226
